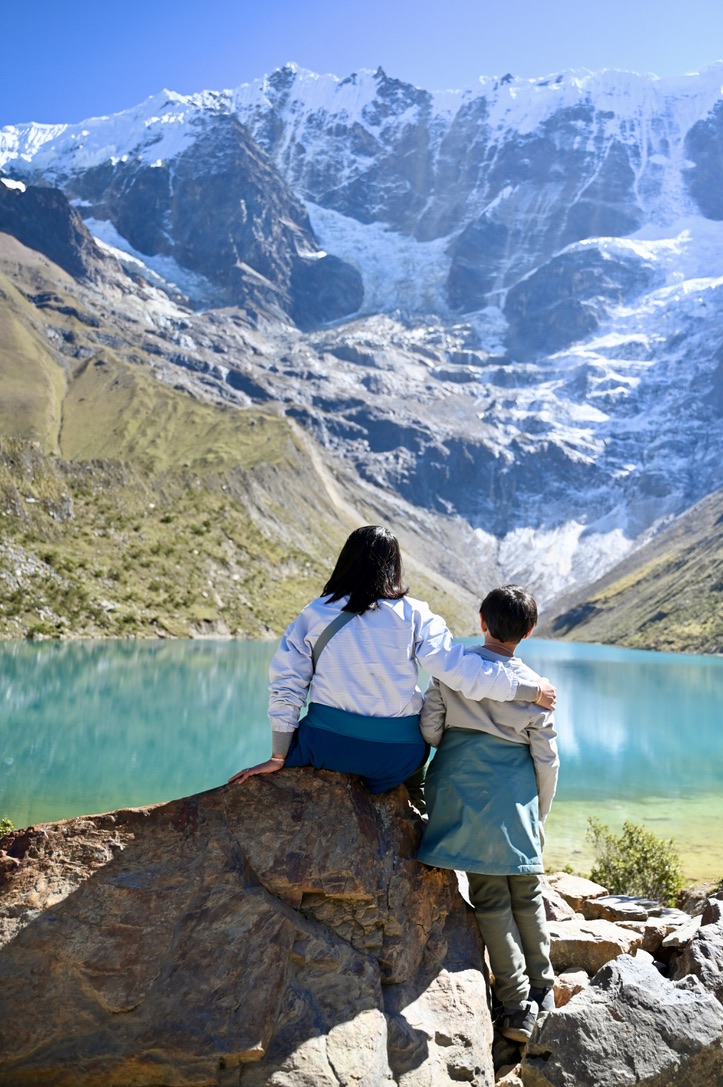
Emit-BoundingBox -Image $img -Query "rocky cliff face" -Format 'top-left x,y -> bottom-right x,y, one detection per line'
0,178 -> 104,280
229,65 -> 723,313
1,102 -> 362,329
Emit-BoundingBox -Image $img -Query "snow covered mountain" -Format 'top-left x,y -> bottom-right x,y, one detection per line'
1,64 -> 722,606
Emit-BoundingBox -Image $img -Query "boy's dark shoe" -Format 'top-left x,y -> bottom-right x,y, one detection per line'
529,985 -> 555,1013
501,1000 -> 538,1042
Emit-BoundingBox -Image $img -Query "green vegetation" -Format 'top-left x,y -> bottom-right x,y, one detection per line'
586,817 -> 685,905
0,272 -> 66,451
0,818 -> 13,836
0,430 -> 341,639
0,255 -> 479,639
0,334 -> 355,637
0,246 -> 373,638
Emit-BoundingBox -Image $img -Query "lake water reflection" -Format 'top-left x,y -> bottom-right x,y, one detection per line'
1,638 -> 721,880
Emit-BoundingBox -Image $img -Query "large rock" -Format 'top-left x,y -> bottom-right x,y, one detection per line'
540,879 -> 579,922
581,895 -> 690,925
522,954 -> 723,1087
0,770 -> 494,1086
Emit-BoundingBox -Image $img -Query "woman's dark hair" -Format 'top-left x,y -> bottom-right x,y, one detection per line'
479,584 -> 538,643
322,525 -> 408,612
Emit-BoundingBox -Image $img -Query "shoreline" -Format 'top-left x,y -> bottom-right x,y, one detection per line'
1,629 -> 721,658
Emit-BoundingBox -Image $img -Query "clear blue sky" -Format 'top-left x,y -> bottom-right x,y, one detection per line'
2,0 -> 722,127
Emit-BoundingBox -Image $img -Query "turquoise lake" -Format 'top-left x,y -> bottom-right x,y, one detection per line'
1,638 -> 722,881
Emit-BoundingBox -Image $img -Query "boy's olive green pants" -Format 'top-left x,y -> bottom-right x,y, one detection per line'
467,872 -> 555,1008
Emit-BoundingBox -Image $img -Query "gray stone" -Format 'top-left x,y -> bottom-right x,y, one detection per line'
547,918 -> 645,974
545,873 -> 608,913
662,914 -> 704,949
522,954 -> 723,1087
615,918 -> 681,957
541,879 -> 579,922
671,899 -> 723,1004
581,894 -> 662,922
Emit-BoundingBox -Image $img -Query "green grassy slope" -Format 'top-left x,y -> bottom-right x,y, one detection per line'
0,239 -> 356,638
538,490 -> 723,654
0,270 -> 66,450
0,408 -> 347,641
0,236 -> 477,639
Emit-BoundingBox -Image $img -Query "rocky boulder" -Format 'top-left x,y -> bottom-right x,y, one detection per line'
671,897 -> 723,1005
3,769 -> 723,1087
0,770 -> 494,1087
546,917 -> 646,975
522,955 -> 723,1087
544,872 -> 608,913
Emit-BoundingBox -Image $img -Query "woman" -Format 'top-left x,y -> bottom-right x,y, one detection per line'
230,526 -> 555,793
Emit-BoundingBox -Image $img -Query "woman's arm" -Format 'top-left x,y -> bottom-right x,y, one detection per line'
267,617 -> 316,731
229,612 -> 314,785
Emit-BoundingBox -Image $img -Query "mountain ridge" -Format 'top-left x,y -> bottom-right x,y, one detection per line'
1,64 -> 722,649
538,489 -> 723,653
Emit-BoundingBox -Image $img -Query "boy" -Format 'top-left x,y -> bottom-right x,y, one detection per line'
417,584 -> 559,1043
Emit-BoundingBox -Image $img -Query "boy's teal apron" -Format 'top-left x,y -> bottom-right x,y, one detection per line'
418,727 -> 543,875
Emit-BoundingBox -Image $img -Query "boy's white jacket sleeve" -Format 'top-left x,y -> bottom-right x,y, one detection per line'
420,677 -> 447,748
529,711 -> 560,822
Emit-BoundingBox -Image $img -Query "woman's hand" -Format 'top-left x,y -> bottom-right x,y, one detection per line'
534,679 -> 556,711
228,758 -> 284,785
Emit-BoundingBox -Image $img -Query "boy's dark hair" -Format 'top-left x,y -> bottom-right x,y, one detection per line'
323,525 -> 408,613
479,584 -> 538,644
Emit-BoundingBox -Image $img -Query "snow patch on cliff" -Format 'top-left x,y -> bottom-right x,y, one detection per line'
308,202 -> 452,316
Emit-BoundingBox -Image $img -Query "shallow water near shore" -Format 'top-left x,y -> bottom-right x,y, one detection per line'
544,794 -> 723,884
1,637 -> 721,883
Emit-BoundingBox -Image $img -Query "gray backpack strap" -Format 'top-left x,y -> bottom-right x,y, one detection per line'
311,609 -> 358,670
